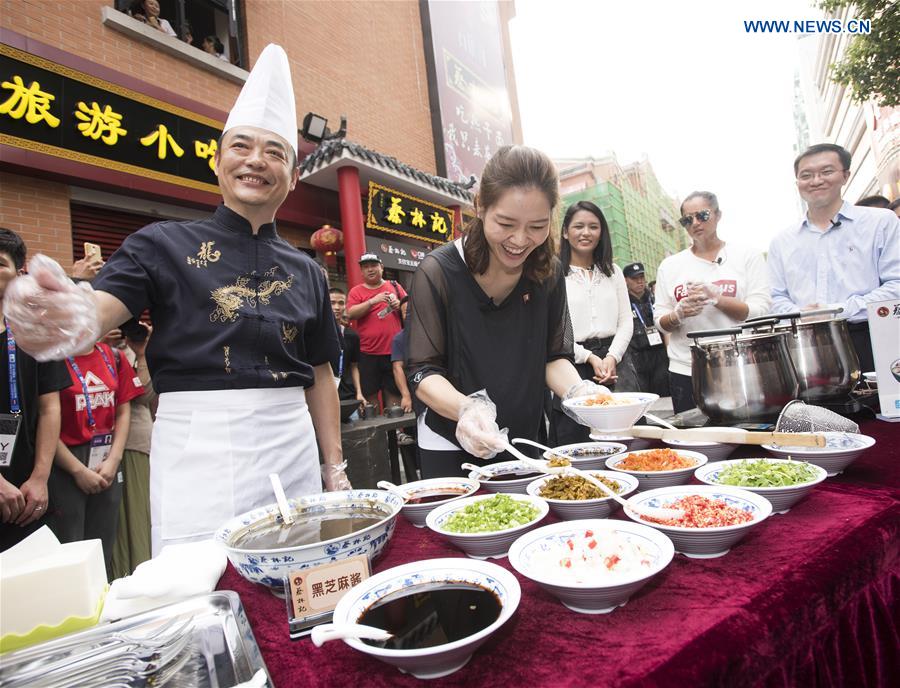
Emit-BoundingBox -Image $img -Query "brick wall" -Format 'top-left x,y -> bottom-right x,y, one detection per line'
0,172 -> 72,267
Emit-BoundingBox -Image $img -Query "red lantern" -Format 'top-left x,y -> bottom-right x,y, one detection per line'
311,224 -> 343,266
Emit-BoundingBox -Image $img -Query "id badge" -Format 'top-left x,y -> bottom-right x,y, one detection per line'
0,413 -> 21,468
88,433 -> 113,470
646,327 -> 663,347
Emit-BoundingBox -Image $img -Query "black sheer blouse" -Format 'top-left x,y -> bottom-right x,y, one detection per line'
406,241 -> 574,446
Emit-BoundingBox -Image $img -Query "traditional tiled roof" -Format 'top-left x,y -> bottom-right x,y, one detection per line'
300,138 -> 474,202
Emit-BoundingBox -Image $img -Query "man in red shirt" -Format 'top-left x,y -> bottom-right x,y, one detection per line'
345,253 -> 407,410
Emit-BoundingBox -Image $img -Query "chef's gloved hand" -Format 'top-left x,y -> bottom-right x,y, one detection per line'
673,294 -> 706,322
562,380 -> 611,423
691,282 -> 723,306
323,461 -> 352,491
3,254 -> 101,361
456,390 -> 508,459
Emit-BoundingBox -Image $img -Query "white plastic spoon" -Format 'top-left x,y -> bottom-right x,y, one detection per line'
311,623 -> 393,647
460,462 -> 495,479
503,440 -> 684,522
377,480 -> 411,502
644,412 -> 678,430
268,473 -> 294,526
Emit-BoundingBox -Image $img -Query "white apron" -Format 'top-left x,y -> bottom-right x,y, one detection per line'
149,387 -> 320,555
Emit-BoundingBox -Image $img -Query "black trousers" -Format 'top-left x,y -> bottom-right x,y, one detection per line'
847,321 -> 875,373
630,346 -> 671,397
669,372 -> 696,414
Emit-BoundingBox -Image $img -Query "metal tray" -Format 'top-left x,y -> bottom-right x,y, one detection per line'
0,591 -> 271,687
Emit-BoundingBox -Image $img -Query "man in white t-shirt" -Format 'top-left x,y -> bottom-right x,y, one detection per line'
653,191 -> 771,413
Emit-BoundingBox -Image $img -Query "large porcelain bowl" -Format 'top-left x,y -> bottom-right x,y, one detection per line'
588,432 -> 655,452
662,437 -> 738,461
694,458 -> 828,514
542,441 -> 629,470
762,431 -> 875,476
215,490 -> 403,592
395,477 -> 481,528
425,493 -> 549,559
605,449 -> 708,490
624,485 -> 772,559
509,519 -> 674,614
526,470 -> 639,520
562,393 -> 659,433
467,461 -> 546,495
333,558 -> 520,680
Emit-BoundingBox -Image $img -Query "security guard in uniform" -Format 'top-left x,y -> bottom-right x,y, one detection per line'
623,262 -> 670,397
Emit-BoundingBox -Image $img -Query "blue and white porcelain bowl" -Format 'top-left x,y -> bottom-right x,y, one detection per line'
662,437 -> 738,462
215,490 -> 403,592
525,470 -> 639,520
605,449 -> 708,490
542,441 -> 629,470
761,431 -> 876,476
694,458 -> 828,514
509,519 -> 674,614
562,392 -> 659,433
425,493 -> 549,559
588,432 -> 655,452
397,477 -> 481,528
332,558 -> 520,679
624,485 -> 772,559
467,461 -> 546,495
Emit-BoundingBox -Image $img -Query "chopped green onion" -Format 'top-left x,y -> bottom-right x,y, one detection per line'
442,494 -> 540,533
715,459 -> 818,487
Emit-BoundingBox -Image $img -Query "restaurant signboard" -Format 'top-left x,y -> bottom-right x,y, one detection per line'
0,43 -> 223,194
365,181 -> 453,244
364,236 -> 431,272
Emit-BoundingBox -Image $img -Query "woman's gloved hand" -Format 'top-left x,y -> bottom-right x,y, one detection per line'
322,461 -> 352,492
3,254 -> 101,361
562,380 -> 611,423
455,390 -> 508,459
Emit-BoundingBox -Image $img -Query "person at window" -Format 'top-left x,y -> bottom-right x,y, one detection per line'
202,35 -> 229,61
129,0 -> 177,38
549,200 -> 637,445
345,254 -> 407,412
47,337 -> 144,577
405,145 -> 600,478
768,144 -> 900,373
0,229 -> 70,551
4,45 -> 347,555
654,191 -> 770,414
623,261 -> 670,397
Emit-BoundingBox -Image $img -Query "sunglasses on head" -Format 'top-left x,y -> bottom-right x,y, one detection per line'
679,209 -> 711,228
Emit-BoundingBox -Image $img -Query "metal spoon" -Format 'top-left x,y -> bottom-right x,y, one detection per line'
311,623 -> 393,647
377,480 -> 411,502
504,440 -> 684,521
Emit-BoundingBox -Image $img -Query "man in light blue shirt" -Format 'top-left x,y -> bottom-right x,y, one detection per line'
768,143 -> 900,372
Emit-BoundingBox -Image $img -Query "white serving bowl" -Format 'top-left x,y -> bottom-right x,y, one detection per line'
525,470 -> 639,520
662,438 -> 738,461
624,485 -> 772,558
333,558 -> 520,679
425,493 -> 549,559
542,441 -> 629,470
761,431 -> 876,476
562,392 -> 660,433
215,489 -> 403,592
605,449 -> 708,490
466,460 -> 546,495
694,459 -> 827,514
508,519 -> 674,614
396,477 -> 481,528
588,432 -> 655,452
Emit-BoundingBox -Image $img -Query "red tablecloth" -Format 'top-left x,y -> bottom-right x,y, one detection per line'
219,420 -> 900,687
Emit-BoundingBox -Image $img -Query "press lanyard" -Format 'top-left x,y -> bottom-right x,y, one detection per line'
5,319 -> 19,416
631,302 -> 649,329
337,327 -> 345,377
68,346 -> 117,429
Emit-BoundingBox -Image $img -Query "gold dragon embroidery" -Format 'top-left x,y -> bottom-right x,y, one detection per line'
210,270 -> 295,323
281,323 -> 298,343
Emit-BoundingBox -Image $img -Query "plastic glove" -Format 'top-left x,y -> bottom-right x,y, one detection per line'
3,254 -> 101,361
322,461 -> 352,491
691,282 -> 723,305
455,389 -> 508,459
673,295 -> 705,321
562,380 -> 611,423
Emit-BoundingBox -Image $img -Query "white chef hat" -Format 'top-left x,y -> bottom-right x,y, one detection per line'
222,44 -> 298,156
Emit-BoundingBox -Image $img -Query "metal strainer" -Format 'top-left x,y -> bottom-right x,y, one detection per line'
775,400 -> 860,434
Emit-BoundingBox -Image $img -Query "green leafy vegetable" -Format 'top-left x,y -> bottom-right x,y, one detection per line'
442,494 -> 540,533
715,459 -> 819,487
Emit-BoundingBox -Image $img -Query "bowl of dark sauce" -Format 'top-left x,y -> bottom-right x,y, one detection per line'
331,557 -> 520,679
467,460 -> 546,495
397,477 -> 481,528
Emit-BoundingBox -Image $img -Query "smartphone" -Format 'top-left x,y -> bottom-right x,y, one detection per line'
84,242 -> 102,261
120,318 -> 149,342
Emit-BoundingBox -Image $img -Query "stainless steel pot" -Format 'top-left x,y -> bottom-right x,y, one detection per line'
745,308 -> 860,402
688,320 -> 800,422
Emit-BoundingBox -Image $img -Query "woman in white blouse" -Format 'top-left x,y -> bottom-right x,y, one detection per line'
549,201 -> 636,445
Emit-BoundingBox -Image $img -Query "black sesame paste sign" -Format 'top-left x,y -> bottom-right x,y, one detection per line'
0,43 -> 223,194
366,181 -> 453,244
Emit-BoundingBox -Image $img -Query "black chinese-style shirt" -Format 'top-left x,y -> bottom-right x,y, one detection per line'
93,205 -> 340,393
